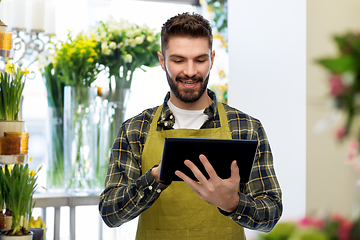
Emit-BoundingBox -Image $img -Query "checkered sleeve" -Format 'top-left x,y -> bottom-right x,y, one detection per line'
223,105 -> 283,232
98,107 -> 170,227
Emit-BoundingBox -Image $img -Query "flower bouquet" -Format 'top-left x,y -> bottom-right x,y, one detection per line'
317,32 -> 360,170
87,16 -> 160,188
0,163 -> 41,236
54,31 -> 102,193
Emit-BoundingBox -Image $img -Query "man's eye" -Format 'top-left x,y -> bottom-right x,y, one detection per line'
173,60 -> 183,63
197,59 -> 206,63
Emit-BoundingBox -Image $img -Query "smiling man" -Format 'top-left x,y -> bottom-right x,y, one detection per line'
99,12 -> 283,240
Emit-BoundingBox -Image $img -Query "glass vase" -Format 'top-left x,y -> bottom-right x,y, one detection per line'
95,88 -> 130,191
64,86 -> 98,195
46,107 -> 64,191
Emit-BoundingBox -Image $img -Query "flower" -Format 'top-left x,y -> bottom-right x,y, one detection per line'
317,32 -> 360,170
86,16 -> 160,89
330,75 -> 346,97
257,214 -> 360,240
0,163 -> 41,236
0,62 -> 27,121
54,31 -> 102,87
336,127 -> 347,140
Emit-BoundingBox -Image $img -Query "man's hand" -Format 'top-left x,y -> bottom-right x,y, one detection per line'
175,154 -> 240,213
151,165 -> 162,183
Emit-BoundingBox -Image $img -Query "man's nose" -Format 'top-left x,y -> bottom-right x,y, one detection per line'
183,61 -> 197,77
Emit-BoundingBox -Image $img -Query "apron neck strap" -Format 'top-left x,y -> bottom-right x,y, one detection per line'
150,101 -> 228,132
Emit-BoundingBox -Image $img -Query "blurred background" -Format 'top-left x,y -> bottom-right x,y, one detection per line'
1,0 -> 360,239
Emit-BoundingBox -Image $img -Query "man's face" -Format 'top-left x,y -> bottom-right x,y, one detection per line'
158,36 -> 215,105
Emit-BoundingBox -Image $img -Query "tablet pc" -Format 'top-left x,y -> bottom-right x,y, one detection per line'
159,137 -> 258,183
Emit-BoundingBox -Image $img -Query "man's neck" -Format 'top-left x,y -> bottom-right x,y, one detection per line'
169,91 -> 212,110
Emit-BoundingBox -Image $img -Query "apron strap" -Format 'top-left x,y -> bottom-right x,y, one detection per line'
149,105 -> 163,132
217,101 -> 229,130
150,101 -> 228,131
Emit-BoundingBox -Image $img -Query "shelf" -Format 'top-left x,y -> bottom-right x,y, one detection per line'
0,154 -> 28,165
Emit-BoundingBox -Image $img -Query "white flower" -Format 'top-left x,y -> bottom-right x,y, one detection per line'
133,28 -> 141,36
126,30 -> 135,38
100,32 -> 108,41
146,35 -> 155,43
101,42 -> 108,50
130,40 -> 136,47
124,54 -> 132,63
109,42 -> 117,49
101,43 -> 111,55
134,35 -> 145,45
103,48 -> 112,55
38,50 -> 55,69
117,42 -> 124,48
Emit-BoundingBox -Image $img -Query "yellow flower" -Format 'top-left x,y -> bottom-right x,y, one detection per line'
219,70 -> 226,79
21,68 -> 30,76
29,216 -> 46,229
5,63 -> 14,74
87,58 -> 94,63
29,170 -> 36,177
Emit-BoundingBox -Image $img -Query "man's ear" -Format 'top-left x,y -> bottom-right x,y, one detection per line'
210,50 -> 215,70
158,51 -> 166,71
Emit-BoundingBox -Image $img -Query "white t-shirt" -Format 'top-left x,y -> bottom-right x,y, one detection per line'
167,100 -> 208,129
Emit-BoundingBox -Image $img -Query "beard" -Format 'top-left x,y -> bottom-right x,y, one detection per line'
166,70 -> 209,103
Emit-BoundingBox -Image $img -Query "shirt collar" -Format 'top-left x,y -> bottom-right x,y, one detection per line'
158,89 -> 218,128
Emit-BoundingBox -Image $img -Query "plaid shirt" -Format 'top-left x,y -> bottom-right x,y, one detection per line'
99,90 -> 282,232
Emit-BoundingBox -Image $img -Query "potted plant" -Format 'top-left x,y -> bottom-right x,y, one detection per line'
0,163 -> 41,239
0,62 -> 28,137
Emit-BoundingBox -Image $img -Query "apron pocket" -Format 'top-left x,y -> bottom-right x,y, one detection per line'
147,227 -> 232,240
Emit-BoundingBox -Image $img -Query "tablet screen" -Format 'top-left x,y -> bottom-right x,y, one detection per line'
159,137 -> 258,183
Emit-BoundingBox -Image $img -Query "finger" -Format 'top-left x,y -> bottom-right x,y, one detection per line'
230,160 -> 240,182
175,170 -> 202,193
183,160 -> 208,183
199,154 -> 218,179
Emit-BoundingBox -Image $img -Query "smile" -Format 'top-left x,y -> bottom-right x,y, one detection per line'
180,80 -> 199,85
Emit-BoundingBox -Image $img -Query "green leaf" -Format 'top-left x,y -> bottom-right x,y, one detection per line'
317,56 -> 355,74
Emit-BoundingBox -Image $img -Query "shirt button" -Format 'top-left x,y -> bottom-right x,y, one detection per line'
149,186 -> 153,191
164,122 -> 168,127
170,115 -> 173,120
237,216 -> 241,220
156,189 -> 162,193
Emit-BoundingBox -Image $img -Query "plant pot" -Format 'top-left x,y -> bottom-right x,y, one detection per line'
28,228 -> 43,240
0,212 -> 5,231
4,216 -> 11,231
0,231 -> 33,240
0,121 -> 25,137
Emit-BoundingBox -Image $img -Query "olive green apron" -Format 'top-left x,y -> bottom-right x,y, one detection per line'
136,102 -> 245,240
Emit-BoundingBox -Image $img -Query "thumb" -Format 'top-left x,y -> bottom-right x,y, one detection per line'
230,160 -> 240,181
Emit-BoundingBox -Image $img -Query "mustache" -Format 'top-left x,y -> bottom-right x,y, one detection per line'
176,75 -> 203,82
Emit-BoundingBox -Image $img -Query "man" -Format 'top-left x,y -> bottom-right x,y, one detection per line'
99,12 -> 282,240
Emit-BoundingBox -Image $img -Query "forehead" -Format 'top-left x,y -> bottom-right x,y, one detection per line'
165,36 -> 210,58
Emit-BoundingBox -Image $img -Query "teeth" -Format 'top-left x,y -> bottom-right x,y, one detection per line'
181,80 -> 197,85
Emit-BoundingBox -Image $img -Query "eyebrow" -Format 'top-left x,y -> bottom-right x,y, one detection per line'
169,54 -> 209,59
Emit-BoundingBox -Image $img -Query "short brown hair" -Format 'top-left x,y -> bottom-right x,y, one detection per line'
160,12 -> 213,54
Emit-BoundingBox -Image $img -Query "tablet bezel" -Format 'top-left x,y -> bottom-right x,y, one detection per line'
159,137 -> 258,183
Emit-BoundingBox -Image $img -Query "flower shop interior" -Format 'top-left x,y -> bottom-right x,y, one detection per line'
0,0 -> 360,239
